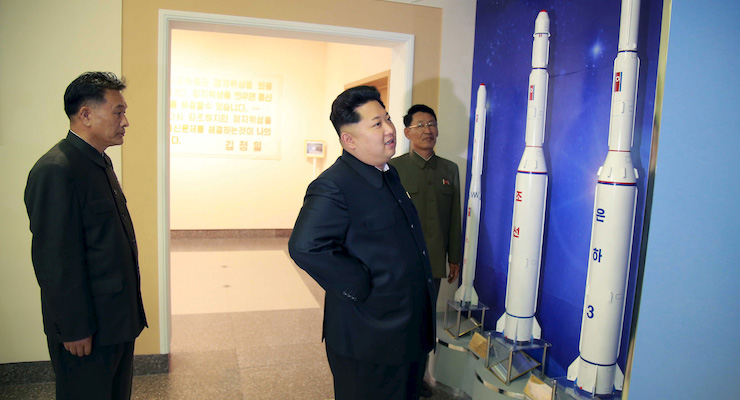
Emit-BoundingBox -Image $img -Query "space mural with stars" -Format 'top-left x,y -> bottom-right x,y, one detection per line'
465,0 -> 664,378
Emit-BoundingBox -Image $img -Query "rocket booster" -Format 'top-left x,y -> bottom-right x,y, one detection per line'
568,0 -> 641,395
454,84 -> 487,306
496,10 -> 550,343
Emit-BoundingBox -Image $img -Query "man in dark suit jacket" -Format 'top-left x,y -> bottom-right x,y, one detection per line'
24,72 -> 147,399
289,86 -> 437,400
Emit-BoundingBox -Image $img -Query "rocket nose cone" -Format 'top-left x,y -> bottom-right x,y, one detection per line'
477,84 -> 487,102
535,11 -> 550,34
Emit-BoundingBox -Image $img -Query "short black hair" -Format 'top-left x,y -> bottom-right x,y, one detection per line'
329,86 -> 385,136
403,104 -> 437,127
64,72 -> 126,118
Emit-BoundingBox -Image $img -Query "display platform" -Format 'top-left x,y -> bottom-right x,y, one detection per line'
432,312 -> 557,400
548,378 -> 622,400
485,331 -> 551,385
432,314 -> 479,394
472,361 -> 538,400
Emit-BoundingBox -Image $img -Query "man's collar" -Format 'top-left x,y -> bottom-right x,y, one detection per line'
66,131 -> 107,168
340,150 -> 385,189
410,149 -> 437,169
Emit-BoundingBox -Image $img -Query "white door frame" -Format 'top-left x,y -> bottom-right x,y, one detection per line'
156,9 -> 415,353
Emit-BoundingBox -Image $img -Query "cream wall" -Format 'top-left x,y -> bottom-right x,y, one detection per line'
0,0 -> 123,363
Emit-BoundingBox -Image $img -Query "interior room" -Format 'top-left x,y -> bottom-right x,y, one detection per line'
1,0 -> 737,399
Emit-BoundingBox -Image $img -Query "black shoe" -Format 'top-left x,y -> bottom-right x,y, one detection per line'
420,380 -> 433,398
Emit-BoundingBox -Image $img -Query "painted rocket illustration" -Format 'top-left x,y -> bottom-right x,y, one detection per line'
568,0 -> 641,395
496,10 -> 550,343
454,83 -> 487,306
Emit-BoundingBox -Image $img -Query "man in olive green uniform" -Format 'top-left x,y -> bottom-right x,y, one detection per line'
389,105 -> 462,397
390,104 -> 461,293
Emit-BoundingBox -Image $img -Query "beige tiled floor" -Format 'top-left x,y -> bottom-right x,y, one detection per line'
0,237 -> 466,399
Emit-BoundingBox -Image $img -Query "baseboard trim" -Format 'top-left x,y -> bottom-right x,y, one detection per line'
0,354 -> 169,386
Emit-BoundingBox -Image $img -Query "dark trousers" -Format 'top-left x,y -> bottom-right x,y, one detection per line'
326,344 -> 426,400
423,278 -> 443,378
47,337 -> 135,400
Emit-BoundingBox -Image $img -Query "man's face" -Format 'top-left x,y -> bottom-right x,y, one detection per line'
404,111 -> 437,154
341,100 -> 396,168
87,89 -> 129,151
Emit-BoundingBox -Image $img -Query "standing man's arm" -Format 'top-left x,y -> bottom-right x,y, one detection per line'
447,163 -> 462,283
289,178 -> 372,303
25,162 -> 96,353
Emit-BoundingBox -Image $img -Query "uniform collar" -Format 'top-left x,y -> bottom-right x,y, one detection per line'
340,150 -> 386,189
410,149 -> 437,169
66,131 -> 108,169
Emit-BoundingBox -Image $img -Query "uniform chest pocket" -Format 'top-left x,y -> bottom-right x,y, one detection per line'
440,183 -> 454,195
87,198 -> 115,214
362,210 -> 397,231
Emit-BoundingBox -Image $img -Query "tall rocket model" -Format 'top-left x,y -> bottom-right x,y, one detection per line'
454,84 -> 487,306
496,10 -> 550,343
567,0 -> 641,395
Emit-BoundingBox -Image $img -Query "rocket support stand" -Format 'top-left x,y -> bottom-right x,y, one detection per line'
443,299 -> 489,339
485,331 -> 551,386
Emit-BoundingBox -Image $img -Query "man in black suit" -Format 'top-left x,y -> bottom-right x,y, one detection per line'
289,86 -> 436,400
24,72 -> 147,399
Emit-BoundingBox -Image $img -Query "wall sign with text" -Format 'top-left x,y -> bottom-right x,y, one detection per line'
169,75 -> 281,159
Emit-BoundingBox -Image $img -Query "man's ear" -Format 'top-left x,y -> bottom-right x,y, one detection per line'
77,105 -> 93,127
403,127 -> 412,140
340,131 -> 355,149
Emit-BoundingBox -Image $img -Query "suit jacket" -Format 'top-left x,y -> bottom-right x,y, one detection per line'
24,132 -> 147,346
289,151 -> 436,365
389,151 -> 462,279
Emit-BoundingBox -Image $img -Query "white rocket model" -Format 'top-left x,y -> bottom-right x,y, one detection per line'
567,0 -> 641,395
454,84 -> 487,306
496,10 -> 550,343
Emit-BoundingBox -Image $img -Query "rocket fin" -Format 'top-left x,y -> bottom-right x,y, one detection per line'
614,365 -> 624,390
468,288 -> 479,305
453,286 -> 463,302
453,286 -> 478,305
532,317 -> 542,340
567,358 -> 579,381
496,314 -> 506,333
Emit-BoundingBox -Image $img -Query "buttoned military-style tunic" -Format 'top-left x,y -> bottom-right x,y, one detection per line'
389,150 -> 462,279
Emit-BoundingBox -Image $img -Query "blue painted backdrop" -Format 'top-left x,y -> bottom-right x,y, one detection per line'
465,0 -> 664,378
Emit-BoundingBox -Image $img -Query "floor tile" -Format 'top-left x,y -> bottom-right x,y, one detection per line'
170,313 -> 236,353
133,369 -> 243,400
236,340 -> 326,369
0,382 -> 55,400
169,349 -> 239,375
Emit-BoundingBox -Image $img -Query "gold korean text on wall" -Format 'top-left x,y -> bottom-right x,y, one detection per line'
169,74 -> 281,159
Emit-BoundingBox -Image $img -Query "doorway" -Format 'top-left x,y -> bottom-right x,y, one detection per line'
346,70 -> 391,106
157,8 -> 415,356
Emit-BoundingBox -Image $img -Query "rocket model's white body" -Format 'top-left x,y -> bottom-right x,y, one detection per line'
496,10 -> 550,343
454,84 -> 487,306
567,0 -> 641,395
